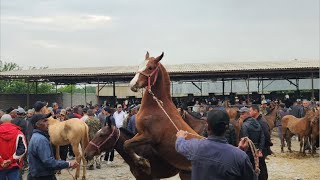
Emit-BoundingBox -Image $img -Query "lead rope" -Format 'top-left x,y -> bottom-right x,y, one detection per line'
244,137 -> 260,175
67,168 -> 76,180
147,89 -> 204,139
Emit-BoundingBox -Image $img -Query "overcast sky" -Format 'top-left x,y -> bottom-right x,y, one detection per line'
0,0 -> 319,68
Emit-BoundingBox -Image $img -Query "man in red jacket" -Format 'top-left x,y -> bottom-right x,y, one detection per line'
0,114 -> 27,180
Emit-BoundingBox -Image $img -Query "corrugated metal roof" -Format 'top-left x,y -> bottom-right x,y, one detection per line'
0,60 -> 318,77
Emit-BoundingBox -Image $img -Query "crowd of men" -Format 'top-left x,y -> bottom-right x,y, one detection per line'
0,94 -> 318,180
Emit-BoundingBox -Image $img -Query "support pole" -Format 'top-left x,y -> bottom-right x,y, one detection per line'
85,84 -> 87,105
247,75 -> 250,100
113,80 -> 116,106
262,79 -> 264,95
200,81 -> 203,96
97,78 -> 100,105
311,73 -> 314,100
27,79 -> 30,108
257,77 -> 260,93
222,79 -> 225,99
35,81 -> 38,94
171,81 -> 173,97
230,80 -> 233,93
296,78 -> 300,98
70,85 -> 73,107
55,83 -> 58,94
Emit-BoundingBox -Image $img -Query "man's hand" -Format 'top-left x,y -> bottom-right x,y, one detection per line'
68,161 -> 79,169
238,138 -> 249,151
176,130 -> 188,138
1,160 -> 12,168
257,150 -> 263,157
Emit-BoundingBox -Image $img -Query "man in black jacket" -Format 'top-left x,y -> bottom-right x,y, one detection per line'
250,105 -> 272,180
239,107 -> 265,173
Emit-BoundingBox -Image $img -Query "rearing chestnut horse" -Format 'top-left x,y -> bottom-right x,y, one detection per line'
125,52 -> 200,175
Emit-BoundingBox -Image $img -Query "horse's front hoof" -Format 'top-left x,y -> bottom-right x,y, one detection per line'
136,157 -> 151,175
82,176 -> 86,180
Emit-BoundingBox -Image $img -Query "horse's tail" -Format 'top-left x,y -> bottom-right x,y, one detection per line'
82,123 -> 89,150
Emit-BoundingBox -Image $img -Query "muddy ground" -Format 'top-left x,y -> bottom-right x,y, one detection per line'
23,134 -> 319,180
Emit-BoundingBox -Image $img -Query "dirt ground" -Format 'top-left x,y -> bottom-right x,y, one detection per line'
23,133 -> 319,180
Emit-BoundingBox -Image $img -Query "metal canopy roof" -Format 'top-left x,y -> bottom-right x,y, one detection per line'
0,60 -> 318,84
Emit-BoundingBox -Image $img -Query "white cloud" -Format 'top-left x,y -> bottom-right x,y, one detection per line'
31,40 -> 60,49
1,15 -> 113,31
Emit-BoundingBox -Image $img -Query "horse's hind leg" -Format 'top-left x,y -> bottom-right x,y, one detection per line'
124,133 -> 153,175
81,144 -> 87,180
286,131 -> 292,152
72,143 -> 81,179
281,127 -> 287,153
55,145 -> 61,160
299,135 -> 304,153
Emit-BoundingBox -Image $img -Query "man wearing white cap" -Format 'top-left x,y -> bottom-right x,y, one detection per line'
0,114 -> 27,180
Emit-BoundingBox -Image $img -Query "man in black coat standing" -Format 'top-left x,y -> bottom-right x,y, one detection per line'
239,107 -> 265,176
250,105 -> 272,180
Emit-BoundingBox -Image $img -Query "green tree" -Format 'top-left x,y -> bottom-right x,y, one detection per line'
58,85 -> 96,93
0,60 -> 54,93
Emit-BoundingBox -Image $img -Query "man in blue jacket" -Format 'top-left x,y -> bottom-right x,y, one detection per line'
27,114 -> 79,180
176,110 -> 257,180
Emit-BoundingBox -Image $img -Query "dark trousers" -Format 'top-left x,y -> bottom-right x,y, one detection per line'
27,174 -> 57,180
0,167 -> 20,180
258,156 -> 268,180
68,144 -> 74,157
248,153 -> 268,180
59,145 -> 69,161
51,145 -> 69,160
104,149 -> 114,161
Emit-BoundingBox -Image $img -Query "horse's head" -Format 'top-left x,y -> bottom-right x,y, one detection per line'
84,124 -> 120,160
129,52 -> 164,92
311,107 -> 319,124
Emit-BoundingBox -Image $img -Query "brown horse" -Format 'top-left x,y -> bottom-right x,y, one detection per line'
40,106 -> 89,180
125,52 -> 200,177
84,125 -> 180,180
223,100 -> 241,144
178,108 -> 207,136
281,108 -> 316,154
311,108 -> 319,155
264,102 -> 279,132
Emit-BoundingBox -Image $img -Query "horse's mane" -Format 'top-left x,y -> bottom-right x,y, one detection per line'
119,127 -> 135,138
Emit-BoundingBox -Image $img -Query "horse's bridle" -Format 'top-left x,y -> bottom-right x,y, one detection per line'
89,127 -> 120,154
138,63 -> 161,91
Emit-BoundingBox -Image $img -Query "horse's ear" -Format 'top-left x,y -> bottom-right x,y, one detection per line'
154,52 -> 164,63
145,51 -> 150,60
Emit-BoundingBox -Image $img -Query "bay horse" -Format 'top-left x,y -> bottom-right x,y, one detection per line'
264,102 -> 280,132
311,108 -> 319,155
178,108 -> 207,136
125,52 -> 200,177
223,100 -> 241,144
84,124 -> 180,180
39,106 -> 89,180
281,108 -> 316,154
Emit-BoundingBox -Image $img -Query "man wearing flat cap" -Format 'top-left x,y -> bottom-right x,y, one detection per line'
27,113 -> 79,180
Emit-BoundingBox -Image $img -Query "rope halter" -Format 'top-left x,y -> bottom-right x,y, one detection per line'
138,63 -> 161,91
89,126 -> 120,155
